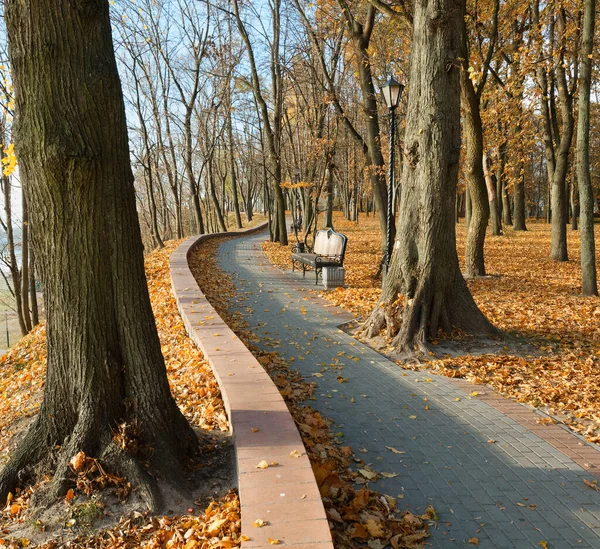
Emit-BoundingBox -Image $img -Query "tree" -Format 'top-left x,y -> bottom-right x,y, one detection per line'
362,0 -> 495,352
0,0 -> 198,508
576,0 -> 598,295
460,0 -> 499,276
232,0 -> 288,245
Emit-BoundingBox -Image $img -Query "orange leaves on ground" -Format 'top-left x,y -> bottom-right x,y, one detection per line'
0,240 -> 241,547
144,241 -> 229,432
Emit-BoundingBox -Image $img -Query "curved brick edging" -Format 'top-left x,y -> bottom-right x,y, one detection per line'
170,223 -> 334,549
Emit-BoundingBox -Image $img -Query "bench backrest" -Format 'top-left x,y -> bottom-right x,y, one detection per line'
313,228 -> 347,260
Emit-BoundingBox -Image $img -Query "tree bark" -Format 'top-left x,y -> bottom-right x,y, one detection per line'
361,0 -> 495,353
1,0 -> 198,509
460,58 -> 489,276
576,0 -> 598,295
484,153 -> 501,235
549,9 -> 574,261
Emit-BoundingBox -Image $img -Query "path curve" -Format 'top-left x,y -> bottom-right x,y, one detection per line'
217,229 -> 600,549
170,224 -> 334,549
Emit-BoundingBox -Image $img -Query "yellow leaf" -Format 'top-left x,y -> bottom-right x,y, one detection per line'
268,539 -> 281,545
255,460 -> 269,469
289,449 -> 303,458
240,535 -> 251,542
468,538 -> 479,545
207,517 -> 227,534
253,519 -> 268,527
365,517 -> 385,537
385,446 -> 405,455
538,542 -> 548,548
358,469 -> 377,480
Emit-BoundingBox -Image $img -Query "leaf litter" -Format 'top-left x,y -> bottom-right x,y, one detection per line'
0,240 -> 242,547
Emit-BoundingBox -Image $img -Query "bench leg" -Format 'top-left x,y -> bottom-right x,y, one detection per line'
302,264 -> 306,278
315,268 -> 319,285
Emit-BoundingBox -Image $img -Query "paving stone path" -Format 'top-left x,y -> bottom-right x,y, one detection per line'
216,230 -> 600,548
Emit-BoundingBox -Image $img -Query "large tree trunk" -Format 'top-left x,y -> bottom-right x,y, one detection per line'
1,0 -> 198,509
361,0 -> 494,353
576,0 -> 598,295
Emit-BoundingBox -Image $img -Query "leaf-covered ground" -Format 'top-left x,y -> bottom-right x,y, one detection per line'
0,240 -> 241,548
262,215 -> 600,444
189,237 -> 433,549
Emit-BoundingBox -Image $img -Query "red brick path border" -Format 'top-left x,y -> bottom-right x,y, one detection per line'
170,224 -> 334,549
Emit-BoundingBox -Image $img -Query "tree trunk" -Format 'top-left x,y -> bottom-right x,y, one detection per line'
460,55 -> 489,276
576,0 -> 598,295
1,0 -> 198,509
465,188 -> 472,229
227,96 -> 243,229
208,159 -> 227,233
324,158 -> 334,228
361,0 -> 494,353
570,181 -> 578,230
21,194 -> 33,332
484,154 -> 501,235
29,249 -> 39,327
549,9 -> 574,261
512,164 -> 527,231
0,166 -> 27,337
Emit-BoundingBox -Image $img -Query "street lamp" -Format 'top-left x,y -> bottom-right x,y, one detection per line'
380,76 -> 404,276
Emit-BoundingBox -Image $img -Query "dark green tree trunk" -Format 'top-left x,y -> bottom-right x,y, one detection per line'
0,0 -> 197,509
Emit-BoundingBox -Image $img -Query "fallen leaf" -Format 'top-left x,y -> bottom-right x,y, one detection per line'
358,469 -> 377,480
385,446 -> 405,455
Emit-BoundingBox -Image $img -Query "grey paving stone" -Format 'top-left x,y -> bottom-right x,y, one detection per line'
215,232 -> 600,549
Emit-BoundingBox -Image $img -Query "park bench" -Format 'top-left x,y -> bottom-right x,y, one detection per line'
291,228 -> 347,285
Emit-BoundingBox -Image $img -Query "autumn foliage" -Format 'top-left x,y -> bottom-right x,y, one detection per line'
0,240 -> 241,548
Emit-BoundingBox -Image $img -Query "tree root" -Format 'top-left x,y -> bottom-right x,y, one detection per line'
0,410 -> 199,513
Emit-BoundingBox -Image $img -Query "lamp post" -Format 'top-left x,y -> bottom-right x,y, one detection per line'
380,76 -> 404,276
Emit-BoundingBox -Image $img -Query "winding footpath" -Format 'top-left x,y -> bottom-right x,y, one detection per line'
216,229 -> 600,549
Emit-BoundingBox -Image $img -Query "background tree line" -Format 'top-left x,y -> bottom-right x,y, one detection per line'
0,0 -> 598,344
